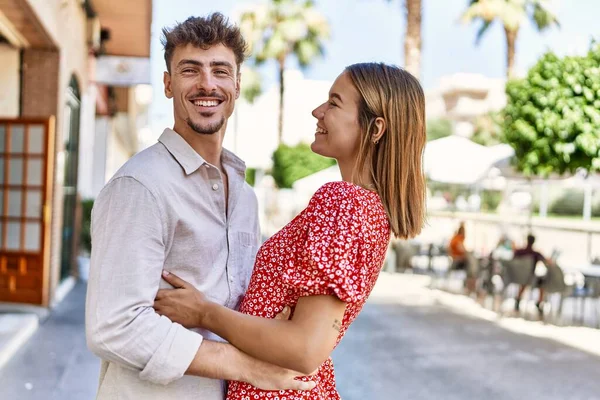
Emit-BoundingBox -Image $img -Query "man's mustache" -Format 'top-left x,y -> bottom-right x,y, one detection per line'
188,91 -> 225,101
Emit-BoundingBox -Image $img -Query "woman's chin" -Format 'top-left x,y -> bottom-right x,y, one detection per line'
310,141 -> 321,154
310,144 -> 326,156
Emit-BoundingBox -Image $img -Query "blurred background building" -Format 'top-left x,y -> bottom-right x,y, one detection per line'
0,0 -> 152,306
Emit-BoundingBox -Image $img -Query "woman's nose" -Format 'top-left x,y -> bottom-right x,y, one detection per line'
312,103 -> 326,119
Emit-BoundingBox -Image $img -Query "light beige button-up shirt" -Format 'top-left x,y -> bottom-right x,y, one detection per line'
86,128 -> 260,400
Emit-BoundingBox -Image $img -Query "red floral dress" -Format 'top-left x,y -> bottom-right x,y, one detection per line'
227,181 -> 391,400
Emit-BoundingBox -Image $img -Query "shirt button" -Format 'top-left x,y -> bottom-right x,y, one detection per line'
204,164 -> 210,169
212,184 -> 219,191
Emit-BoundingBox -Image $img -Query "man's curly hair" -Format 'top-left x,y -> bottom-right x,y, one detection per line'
161,13 -> 247,73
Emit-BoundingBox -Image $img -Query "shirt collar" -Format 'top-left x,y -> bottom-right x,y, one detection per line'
158,128 -> 247,176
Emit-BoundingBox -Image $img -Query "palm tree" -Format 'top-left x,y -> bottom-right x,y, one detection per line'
461,0 -> 559,79
404,0 -> 423,79
239,0 -> 330,144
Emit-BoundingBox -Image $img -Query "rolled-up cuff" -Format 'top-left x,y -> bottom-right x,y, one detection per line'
139,324 -> 203,385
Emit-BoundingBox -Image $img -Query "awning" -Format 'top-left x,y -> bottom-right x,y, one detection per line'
0,0 -> 56,49
89,0 -> 151,57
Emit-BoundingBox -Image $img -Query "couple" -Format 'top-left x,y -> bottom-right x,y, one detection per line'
85,12 -> 426,400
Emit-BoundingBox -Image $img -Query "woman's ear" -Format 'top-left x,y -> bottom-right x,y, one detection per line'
372,117 -> 386,143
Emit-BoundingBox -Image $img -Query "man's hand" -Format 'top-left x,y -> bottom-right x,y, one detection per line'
274,305 -> 291,320
154,271 -> 210,329
242,359 -> 316,391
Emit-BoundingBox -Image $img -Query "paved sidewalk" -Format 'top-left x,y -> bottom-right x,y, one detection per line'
0,282 -> 99,400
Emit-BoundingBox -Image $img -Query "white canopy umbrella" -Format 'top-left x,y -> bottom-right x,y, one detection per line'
292,165 -> 342,209
424,136 -> 514,185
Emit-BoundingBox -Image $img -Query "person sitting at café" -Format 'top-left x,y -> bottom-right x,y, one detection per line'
513,234 -> 549,314
448,223 -> 477,294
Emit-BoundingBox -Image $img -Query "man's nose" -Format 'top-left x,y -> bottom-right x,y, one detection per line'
196,71 -> 218,92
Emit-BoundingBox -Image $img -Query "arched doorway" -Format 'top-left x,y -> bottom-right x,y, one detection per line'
60,76 -> 80,281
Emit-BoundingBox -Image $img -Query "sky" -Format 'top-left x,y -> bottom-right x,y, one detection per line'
149,0 -> 600,133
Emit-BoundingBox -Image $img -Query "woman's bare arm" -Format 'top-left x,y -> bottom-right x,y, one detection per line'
154,271 -> 346,375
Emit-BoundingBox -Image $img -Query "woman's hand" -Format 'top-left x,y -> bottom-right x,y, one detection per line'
154,271 -> 212,329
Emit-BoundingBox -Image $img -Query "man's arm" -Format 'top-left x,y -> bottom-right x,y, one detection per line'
186,340 -> 315,391
85,177 -> 203,385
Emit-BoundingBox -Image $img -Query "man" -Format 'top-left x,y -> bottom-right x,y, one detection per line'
86,13 -> 313,400
513,234 -> 548,314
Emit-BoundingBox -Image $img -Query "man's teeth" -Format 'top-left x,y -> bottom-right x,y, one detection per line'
316,127 -> 327,134
193,100 -> 219,107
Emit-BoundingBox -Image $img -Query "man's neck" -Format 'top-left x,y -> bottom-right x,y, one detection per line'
173,124 -> 226,167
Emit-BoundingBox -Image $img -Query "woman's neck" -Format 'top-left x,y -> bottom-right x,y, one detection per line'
338,158 -> 375,191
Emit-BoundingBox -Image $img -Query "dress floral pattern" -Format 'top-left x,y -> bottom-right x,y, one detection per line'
227,181 -> 391,400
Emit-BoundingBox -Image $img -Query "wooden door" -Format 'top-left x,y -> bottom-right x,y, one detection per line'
0,117 -> 55,305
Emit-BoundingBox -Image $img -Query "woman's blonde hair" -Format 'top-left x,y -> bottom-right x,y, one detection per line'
346,62 -> 426,239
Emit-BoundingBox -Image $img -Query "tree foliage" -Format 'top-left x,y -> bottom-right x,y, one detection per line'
271,143 -> 336,188
502,43 -> 600,176
239,0 -> 330,141
461,0 -> 559,78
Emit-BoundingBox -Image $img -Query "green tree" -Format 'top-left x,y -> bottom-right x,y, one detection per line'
461,0 -> 559,79
240,65 -> 263,104
239,0 -> 330,143
502,43 -> 600,176
271,143 -> 336,188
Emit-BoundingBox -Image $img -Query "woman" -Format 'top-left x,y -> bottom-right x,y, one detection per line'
154,62 -> 427,399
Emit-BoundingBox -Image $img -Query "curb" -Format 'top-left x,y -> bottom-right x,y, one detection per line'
0,314 -> 39,371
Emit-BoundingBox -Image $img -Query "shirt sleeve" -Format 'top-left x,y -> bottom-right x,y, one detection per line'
282,182 -> 366,303
85,176 -> 203,386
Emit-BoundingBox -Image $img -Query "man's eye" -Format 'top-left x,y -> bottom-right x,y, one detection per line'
215,70 -> 228,75
328,101 -> 337,107
182,69 -> 195,73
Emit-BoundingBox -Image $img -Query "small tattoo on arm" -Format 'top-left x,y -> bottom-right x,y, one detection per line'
332,319 -> 341,332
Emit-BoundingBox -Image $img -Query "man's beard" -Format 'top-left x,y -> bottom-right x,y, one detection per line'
186,115 -> 226,135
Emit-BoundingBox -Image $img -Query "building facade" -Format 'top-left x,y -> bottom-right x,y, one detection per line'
0,0 -> 151,306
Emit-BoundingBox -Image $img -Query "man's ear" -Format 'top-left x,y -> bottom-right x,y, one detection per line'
164,71 -> 173,99
373,117 -> 386,143
235,72 -> 241,99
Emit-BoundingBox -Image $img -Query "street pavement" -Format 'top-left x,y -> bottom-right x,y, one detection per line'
1,278 -> 600,400
0,283 -> 99,400
333,298 -> 600,399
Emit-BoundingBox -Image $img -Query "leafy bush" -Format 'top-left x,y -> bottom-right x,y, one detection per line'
549,190 -> 584,215
80,198 -> 94,254
480,190 -> 503,211
548,189 -> 600,217
426,118 -> 453,141
271,143 -> 336,188
245,167 -> 257,187
503,43 -> 600,176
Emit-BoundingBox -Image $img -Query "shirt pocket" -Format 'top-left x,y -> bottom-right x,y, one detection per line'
231,231 -> 259,293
